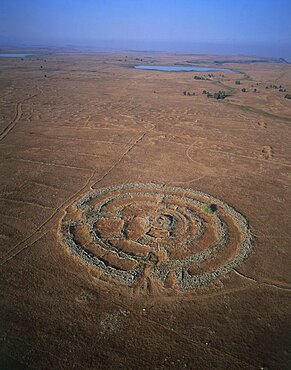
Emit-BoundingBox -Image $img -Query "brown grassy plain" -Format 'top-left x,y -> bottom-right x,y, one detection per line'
0,51 -> 291,369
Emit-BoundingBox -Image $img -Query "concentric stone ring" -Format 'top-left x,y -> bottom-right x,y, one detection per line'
61,183 -> 253,290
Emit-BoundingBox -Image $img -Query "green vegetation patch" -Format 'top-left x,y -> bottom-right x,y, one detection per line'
203,90 -> 232,99
201,204 -> 215,214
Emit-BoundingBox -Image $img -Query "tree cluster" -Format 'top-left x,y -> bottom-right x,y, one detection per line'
202,90 -> 231,99
193,73 -> 214,81
266,84 -> 282,89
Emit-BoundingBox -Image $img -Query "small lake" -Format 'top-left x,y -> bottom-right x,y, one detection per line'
0,53 -> 32,58
134,65 -> 235,73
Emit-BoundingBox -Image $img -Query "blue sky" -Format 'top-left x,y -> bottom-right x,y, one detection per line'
0,0 -> 290,57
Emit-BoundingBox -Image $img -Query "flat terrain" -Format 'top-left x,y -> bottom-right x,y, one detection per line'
0,51 -> 290,370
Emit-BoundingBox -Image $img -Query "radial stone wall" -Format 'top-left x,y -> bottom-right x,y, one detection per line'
61,183 -> 253,290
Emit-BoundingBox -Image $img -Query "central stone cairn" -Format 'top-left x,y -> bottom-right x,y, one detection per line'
61,183 -> 253,290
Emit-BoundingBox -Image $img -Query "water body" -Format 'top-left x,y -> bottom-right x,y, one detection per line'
0,53 -> 32,58
134,65 -> 236,73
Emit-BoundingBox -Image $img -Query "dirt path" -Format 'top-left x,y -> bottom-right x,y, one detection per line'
0,94 -> 37,141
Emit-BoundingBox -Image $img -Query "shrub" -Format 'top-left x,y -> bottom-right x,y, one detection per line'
194,75 -> 205,80
241,88 -> 246,92
201,204 -> 215,214
213,90 -> 229,99
203,90 -> 231,99
284,94 -> 291,99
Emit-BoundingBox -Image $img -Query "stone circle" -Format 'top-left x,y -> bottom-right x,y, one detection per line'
61,183 -> 253,290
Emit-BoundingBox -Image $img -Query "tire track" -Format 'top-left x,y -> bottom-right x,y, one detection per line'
0,168 -> 97,265
0,130 -> 149,266
233,269 -> 291,291
90,130 -> 149,189
0,94 -> 37,141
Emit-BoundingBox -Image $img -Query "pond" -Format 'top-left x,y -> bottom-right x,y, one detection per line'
134,65 -> 236,73
0,53 -> 32,58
